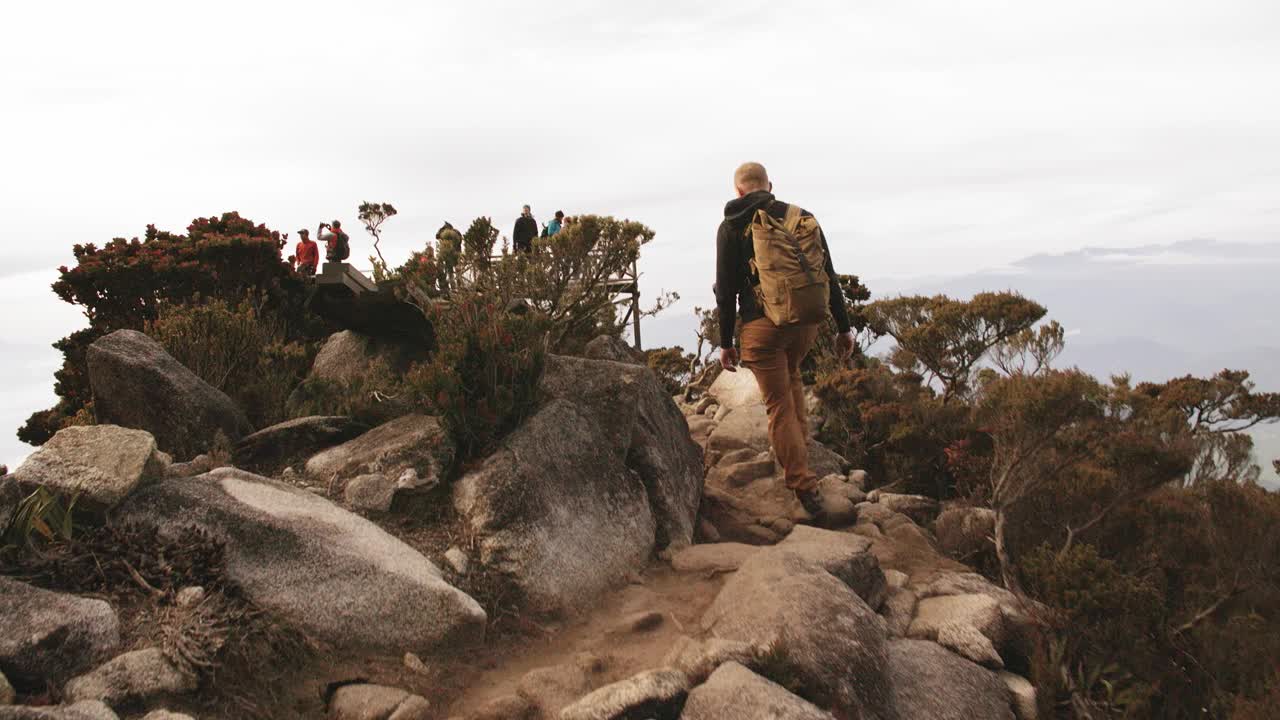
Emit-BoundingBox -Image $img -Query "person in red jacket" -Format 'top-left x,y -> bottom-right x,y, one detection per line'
294,229 -> 320,276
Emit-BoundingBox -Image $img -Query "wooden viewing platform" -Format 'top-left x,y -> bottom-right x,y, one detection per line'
310,256 -> 646,350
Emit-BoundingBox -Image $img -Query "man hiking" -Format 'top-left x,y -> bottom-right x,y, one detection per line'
715,162 -> 854,517
435,221 -> 463,290
513,205 -> 537,253
319,219 -> 350,263
293,228 -> 319,276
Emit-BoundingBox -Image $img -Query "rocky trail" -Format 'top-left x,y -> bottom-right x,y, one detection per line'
1,330 -> 1036,720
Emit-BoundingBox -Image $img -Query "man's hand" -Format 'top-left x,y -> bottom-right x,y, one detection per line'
836,331 -> 855,360
720,346 -> 740,372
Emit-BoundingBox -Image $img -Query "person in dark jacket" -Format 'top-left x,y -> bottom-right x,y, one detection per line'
513,205 -> 538,253
714,162 -> 854,517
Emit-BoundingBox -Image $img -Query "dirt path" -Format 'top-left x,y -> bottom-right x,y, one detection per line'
440,561 -> 726,716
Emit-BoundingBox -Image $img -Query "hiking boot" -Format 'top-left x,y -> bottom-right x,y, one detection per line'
795,487 -> 824,518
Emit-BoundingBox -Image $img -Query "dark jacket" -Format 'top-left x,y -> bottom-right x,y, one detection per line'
513,214 -> 538,250
715,190 -> 851,349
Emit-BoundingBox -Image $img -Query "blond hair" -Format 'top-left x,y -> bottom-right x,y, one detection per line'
734,162 -> 770,193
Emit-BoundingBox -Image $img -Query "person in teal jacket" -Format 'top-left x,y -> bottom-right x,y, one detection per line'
546,210 -> 565,237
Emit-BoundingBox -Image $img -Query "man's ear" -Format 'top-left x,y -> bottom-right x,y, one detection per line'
768,181 -> 773,192
735,185 -> 747,198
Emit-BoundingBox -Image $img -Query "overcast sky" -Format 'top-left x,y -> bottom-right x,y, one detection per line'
2,0 -> 1279,466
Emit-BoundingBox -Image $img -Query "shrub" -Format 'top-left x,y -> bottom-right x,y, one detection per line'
406,295 -> 549,462
145,296 -> 313,428
21,212 -> 322,444
645,346 -> 695,396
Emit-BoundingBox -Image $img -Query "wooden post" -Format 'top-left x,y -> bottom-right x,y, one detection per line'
631,258 -> 642,351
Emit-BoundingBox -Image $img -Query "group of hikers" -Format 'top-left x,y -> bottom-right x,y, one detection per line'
512,205 -> 573,252
287,220 -> 351,276
288,205 -> 574,277
286,162 -> 852,519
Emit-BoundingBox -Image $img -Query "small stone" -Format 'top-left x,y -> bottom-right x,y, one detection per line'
343,473 -> 395,512
64,647 -> 196,706
395,467 -> 438,492
884,570 -> 909,589
281,466 -> 297,479
175,586 -> 205,608
867,489 -> 880,503
0,668 -> 13,705
696,518 -> 721,543
847,469 -> 869,491
769,517 -> 794,535
559,669 -> 690,720
404,652 -> 431,676
142,711 -> 196,720
693,396 -> 716,414
703,403 -> 720,417
443,547 -> 469,576
1000,671 -> 1038,720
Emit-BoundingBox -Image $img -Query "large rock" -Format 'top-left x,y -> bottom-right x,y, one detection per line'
681,662 -> 834,720
10,425 -> 166,510
0,702 -> 119,720
774,526 -> 887,610
558,669 -> 689,720
0,579 -> 119,689
884,639 -> 1015,720
876,493 -> 940,525
232,415 -> 368,473
454,399 -> 656,614
540,355 -> 703,549
306,330 -> 425,385
700,551 -> 892,718
661,637 -> 760,685
287,331 -> 424,422
64,648 -> 195,706
806,440 -> 848,479
86,330 -> 252,459
582,335 -> 644,365
670,543 -> 760,574
706,369 -> 763,412
706,405 -> 769,455
115,468 -> 485,652
305,414 -> 454,492
516,654 -> 607,718
0,478 -> 19,540
908,594 -> 1007,668
935,505 -> 997,564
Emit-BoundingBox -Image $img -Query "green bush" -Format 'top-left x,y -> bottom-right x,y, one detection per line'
645,346 -> 695,396
145,297 -> 313,428
21,212 -> 323,444
285,358 -> 408,427
406,295 -> 549,462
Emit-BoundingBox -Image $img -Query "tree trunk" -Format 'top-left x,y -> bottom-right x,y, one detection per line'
994,509 -> 1022,594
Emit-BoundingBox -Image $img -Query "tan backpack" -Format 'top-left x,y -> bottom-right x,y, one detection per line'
748,203 -> 831,326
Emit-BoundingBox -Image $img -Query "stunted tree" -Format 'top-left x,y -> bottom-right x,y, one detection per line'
868,291 -> 1045,402
1134,370 -> 1280,486
974,370 -> 1196,590
358,201 -> 397,267
991,320 -> 1065,377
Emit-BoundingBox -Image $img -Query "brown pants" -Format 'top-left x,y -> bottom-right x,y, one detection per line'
740,317 -> 820,492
